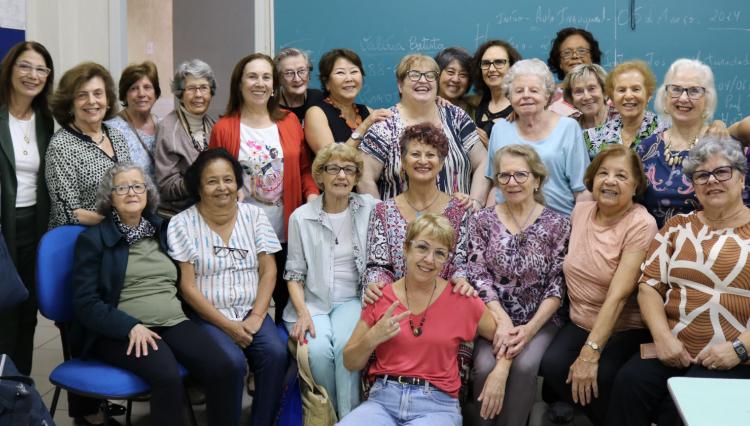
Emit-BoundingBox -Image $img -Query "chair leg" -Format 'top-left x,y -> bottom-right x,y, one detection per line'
49,387 -> 61,417
126,400 -> 134,426
184,387 -> 198,426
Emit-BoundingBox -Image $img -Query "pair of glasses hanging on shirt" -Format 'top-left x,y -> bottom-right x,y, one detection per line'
213,245 -> 249,260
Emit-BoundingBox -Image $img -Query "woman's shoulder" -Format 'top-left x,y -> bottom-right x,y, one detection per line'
157,110 -> 180,128
105,115 -> 128,131
352,192 -> 381,211
540,206 -> 571,228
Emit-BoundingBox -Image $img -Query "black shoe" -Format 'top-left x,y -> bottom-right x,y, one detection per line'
546,401 -> 575,424
103,401 -> 126,417
74,416 -> 123,426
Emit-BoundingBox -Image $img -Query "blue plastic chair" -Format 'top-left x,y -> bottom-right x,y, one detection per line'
36,225 -> 193,425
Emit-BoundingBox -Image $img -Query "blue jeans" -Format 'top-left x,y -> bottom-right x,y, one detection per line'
337,378 -> 462,426
192,312 -> 289,426
285,299 -> 361,417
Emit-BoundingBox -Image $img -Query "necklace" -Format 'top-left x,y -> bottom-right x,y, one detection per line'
403,191 -> 441,218
404,280 -> 437,337
505,203 -> 537,245
13,116 -> 32,155
663,131 -> 700,167
325,212 -> 347,245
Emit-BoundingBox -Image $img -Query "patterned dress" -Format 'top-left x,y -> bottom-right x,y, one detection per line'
583,110 -> 666,160
105,115 -> 158,181
466,207 -> 570,326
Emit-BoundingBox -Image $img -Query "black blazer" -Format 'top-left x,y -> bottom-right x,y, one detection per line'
70,211 -> 173,357
0,104 -> 54,261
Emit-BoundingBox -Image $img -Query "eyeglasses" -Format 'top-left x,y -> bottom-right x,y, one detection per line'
690,166 -> 733,185
282,68 -> 311,81
410,240 -> 449,264
184,84 -> 211,95
560,48 -> 591,59
406,70 -> 439,82
15,61 -> 51,78
666,84 -> 706,100
213,245 -> 249,260
480,59 -> 508,70
495,171 -> 531,185
112,183 -> 147,195
323,164 -> 359,176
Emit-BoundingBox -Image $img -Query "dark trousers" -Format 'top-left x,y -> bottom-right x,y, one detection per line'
607,355 -> 750,426
539,322 -> 650,426
192,312 -> 289,426
272,243 -> 289,323
0,207 -> 38,375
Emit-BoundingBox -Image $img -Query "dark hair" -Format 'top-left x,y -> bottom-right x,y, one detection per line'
184,148 -> 244,202
0,41 -> 54,113
472,40 -> 522,100
51,62 -> 118,126
117,61 -> 161,107
435,47 -> 474,93
547,27 -> 602,81
584,144 -> 647,199
224,53 -> 287,122
318,49 -> 365,96
399,123 -> 449,159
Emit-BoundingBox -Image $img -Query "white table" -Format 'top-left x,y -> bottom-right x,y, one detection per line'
668,377 -> 750,425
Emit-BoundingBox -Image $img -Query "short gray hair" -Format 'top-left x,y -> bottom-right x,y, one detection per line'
502,58 -> 556,103
170,59 -> 217,99
562,63 -> 607,104
654,58 -> 717,123
95,163 -> 159,215
683,136 -> 747,178
274,47 -> 311,69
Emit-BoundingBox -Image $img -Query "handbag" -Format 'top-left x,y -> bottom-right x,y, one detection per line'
289,340 -> 338,426
0,234 -> 27,312
0,354 -> 54,425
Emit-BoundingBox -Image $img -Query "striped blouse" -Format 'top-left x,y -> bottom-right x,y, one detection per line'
167,203 -> 281,321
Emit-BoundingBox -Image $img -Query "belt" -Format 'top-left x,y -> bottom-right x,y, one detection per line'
376,374 -> 431,387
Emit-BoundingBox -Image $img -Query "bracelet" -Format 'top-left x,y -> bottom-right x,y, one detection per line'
250,312 -> 265,320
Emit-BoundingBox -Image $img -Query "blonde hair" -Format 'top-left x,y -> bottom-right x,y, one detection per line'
404,214 -> 455,251
311,143 -> 364,189
395,54 -> 439,82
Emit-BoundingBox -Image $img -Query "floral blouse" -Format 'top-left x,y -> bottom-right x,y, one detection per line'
364,197 -> 469,287
466,207 -> 570,326
584,110 -> 666,160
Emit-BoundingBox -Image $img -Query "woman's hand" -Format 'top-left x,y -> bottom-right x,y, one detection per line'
451,278 -> 478,297
223,320 -> 254,348
367,301 -> 410,346
566,354 -> 599,406
654,333 -> 694,368
359,109 -> 392,134
476,128 -> 489,149
696,341 -> 741,371
504,324 -> 532,358
452,192 -> 474,210
363,282 -> 386,305
291,309 -> 316,344
477,365 -> 508,420
306,193 -> 319,203
126,324 -> 161,358
707,120 -> 730,139
492,320 -> 514,358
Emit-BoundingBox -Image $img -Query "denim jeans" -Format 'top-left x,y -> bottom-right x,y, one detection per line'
337,377 -> 462,426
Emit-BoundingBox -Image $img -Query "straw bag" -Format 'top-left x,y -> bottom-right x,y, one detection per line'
290,340 -> 338,426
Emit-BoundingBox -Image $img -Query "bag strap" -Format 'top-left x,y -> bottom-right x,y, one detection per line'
120,111 -> 156,162
295,342 -> 320,390
0,354 -> 34,386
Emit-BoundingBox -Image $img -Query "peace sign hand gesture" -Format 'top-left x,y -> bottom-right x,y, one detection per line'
368,301 -> 410,346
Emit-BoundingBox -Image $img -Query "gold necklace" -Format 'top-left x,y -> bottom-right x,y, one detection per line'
664,131 -> 700,167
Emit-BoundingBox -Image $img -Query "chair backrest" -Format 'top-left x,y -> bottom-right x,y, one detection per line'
36,225 -> 87,323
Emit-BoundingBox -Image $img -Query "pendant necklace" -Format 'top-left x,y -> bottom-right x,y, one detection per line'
15,118 -> 32,156
506,203 -> 537,245
403,191 -> 441,218
664,131 -> 699,167
326,213 -> 346,245
404,279 -> 437,337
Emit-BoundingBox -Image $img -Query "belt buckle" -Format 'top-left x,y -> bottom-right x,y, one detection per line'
397,376 -> 408,385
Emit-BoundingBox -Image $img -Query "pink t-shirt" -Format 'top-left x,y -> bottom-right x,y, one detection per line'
563,201 -> 657,331
362,283 -> 485,397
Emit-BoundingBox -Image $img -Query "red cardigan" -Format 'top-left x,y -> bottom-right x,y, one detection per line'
209,111 -> 319,237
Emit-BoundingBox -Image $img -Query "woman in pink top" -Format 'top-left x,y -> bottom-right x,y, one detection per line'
539,145 -> 658,426
341,214 -> 506,425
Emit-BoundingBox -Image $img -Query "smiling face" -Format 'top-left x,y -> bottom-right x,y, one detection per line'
496,154 -> 539,206
612,70 -> 649,121
72,76 -> 107,128
180,75 -> 212,115
11,49 -> 49,101
405,234 -> 450,282
398,61 -> 438,103
570,73 -> 605,120
326,57 -> 363,102
402,140 -> 443,184
241,58 -> 274,108
111,169 -> 148,218
666,69 -> 706,125
438,60 -> 470,101
198,159 -> 238,208
559,34 -> 593,76
320,157 -> 358,198
481,45 -> 510,91
125,76 -> 156,116
278,55 -> 309,97
592,154 -> 637,213
692,154 -> 744,213
509,74 -> 549,116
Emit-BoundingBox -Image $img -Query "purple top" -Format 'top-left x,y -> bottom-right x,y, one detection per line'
466,206 -> 570,326
364,197 -> 469,288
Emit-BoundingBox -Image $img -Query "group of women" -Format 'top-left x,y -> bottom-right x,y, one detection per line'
1,24 -> 750,426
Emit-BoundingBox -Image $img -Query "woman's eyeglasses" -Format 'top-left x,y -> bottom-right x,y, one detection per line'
666,84 -> 706,100
213,245 -> 249,260
410,240 -> 449,264
690,166 -> 733,185
112,183 -> 147,195
560,48 -> 591,59
282,68 -> 312,81
480,59 -> 508,70
406,70 -> 438,82
495,171 -> 531,185
323,165 -> 359,176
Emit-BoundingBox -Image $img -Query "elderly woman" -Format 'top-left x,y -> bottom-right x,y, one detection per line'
546,27 -> 603,118
167,148 -> 288,426
539,145 -> 658,426
154,59 -> 216,217
359,54 -> 489,206
435,47 -> 474,116
563,64 -> 610,132
283,143 -> 379,417
472,40 -> 523,143
106,61 -> 161,181
274,47 -> 324,123
209,53 -> 319,323
486,59 -> 590,216
608,137 -> 750,425
71,163 -> 236,426
340,215 -> 508,426
467,144 -> 570,426
0,41 -> 54,376
637,58 -> 729,228
304,48 -> 390,153
46,62 -> 132,229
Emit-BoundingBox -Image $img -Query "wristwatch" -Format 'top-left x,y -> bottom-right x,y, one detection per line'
585,340 -> 601,353
350,131 -> 363,141
732,338 -> 749,362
